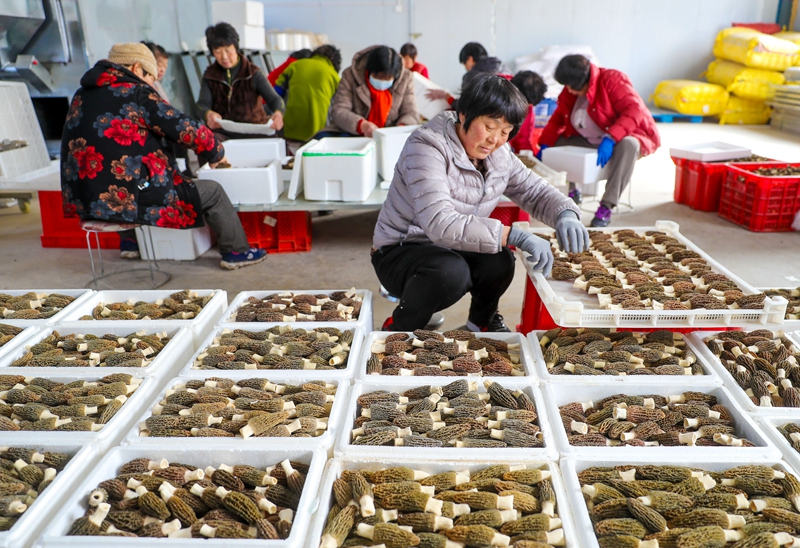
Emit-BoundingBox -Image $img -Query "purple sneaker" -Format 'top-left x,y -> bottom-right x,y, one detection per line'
591,204 -> 613,227
568,187 -> 582,205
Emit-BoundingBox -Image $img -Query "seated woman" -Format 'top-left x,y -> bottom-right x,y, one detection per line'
372,74 -> 588,332
322,45 -> 419,138
198,23 -> 284,140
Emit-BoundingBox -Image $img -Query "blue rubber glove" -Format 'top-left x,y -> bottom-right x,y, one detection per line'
596,136 -> 615,167
535,144 -> 549,161
554,209 -> 589,253
274,85 -> 286,98
508,227 -> 554,278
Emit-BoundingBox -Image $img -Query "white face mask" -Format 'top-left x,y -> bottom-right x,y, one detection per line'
369,75 -> 394,91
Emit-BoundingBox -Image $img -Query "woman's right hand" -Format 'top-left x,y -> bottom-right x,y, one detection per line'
360,121 -> 379,138
206,110 -> 222,129
426,89 -> 451,101
507,227 -> 554,277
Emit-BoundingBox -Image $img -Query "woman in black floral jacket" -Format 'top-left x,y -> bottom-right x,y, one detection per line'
61,43 -> 267,269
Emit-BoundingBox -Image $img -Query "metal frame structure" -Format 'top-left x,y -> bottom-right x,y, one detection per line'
83,224 -> 170,289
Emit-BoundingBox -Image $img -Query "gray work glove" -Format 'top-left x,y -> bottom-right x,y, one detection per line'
555,209 -> 590,253
508,227 -> 554,278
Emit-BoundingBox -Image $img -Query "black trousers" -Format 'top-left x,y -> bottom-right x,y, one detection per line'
372,243 -> 516,331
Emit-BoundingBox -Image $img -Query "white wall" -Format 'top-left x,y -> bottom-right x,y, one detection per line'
232,0 -> 778,99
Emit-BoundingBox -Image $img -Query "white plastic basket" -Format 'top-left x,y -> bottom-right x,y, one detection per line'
335,379 -> 556,460
38,445 -> 326,548
541,379 -> 779,460
58,290 -> 228,350
357,330 -> 538,381
0,443 -> 99,548
0,324 -> 194,382
758,285 -> 800,329
0,375 -> 157,452
527,329 -> 722,384
121,372 -> 350,450
306,456 -> 579,548
757,415 -> 800,477
0,290 -> 94,326
0,325 -> 41,364
513,220 -> 789,328
561,457 -> 799,548
179,324 -> 365,379
517,150 -> 568,190
687,329 -> 800,416
219,290 -> 374,333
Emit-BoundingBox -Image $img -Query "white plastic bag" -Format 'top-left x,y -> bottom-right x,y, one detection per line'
515,45 -> 601,99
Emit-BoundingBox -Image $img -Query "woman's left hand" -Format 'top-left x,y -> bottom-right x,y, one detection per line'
555,210 -> 589,253
270,111 -> 284,131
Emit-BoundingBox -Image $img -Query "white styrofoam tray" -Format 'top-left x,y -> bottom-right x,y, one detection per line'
758,285 -> 800,329
219,289 -> 374,333
0,324 -> 194,382
513,220 -> 789,328
561,457 -> 799,548
197,159 -> 284,205
541,146 -> 610,184
542,379 -> 779,460
335,379 -> 556,460
0,290 -> 94,326
687,329 -> 800,416
373,125 -> 420,179
179,324 -> 365,379
0,442 -> 100,548
57,289 -> 228,350
216,137 -> 286,165
38,445 -> 326,548
358,330 -> 538,381
669,141 -> 752,162
306,456 -> 579,548
0,325 -> 41,364
302,138 -> 377,202
0,374 -> 158,452
122,371 -> 350,449
527,329 -> 722,384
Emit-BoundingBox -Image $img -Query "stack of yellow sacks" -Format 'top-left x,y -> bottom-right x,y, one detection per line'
653,28 -> 800,124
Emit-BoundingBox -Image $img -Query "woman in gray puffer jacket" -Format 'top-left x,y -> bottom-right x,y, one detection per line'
372,74 -> 589,332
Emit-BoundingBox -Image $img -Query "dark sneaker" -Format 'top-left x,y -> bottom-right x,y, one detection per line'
469,313 -> 512,332
220,248 -> 267,270
120,238 -> 140,259
381,317 -> 395,331
568,187 -> 582,205
590,204 -> 613,227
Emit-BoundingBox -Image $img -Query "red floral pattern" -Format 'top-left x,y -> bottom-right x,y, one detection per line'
142,151 -> 168,176
104,118 -> 147,146
99,185 -> 137,213
156,200 -> 197,228
68,138 -> 104,180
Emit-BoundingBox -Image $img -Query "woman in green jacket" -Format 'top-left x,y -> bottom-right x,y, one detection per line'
275,45 -> 342,142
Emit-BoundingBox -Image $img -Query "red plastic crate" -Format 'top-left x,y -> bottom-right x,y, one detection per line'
719,162 -> 800,232
678,158 -> 780,212
38,191 -> 119,249
237,211 -> 311,253
489,203 -> 530,225
672,157 -> 690,205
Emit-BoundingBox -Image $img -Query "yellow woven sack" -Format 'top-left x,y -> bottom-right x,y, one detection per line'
653,80 -> 729,116
706,59 -> 785,100
717,96 -> 772,125
713,29 -> 800,71
775,31 -> 800,46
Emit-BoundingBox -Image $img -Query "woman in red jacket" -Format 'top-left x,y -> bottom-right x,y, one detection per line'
538,55 -> 660,227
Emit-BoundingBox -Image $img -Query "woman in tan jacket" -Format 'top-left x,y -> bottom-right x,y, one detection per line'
319,45 -> 419,138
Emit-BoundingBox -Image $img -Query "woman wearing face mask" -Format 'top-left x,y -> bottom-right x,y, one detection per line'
372,74 -> 588,332
323,45 -> 419,138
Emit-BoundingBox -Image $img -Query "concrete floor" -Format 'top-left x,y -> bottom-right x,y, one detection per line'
1,122 -> 799,331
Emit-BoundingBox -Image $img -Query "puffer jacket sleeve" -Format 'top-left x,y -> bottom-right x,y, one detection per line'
328,68 -> 364,134
403,134 -> 503,253
393,73 -> 420,127
502,151 -> 581,226
602,70 -> 652,145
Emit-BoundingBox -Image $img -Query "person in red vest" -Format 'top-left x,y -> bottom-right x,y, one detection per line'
538,55 -> 660,227
400,43 -> 429,78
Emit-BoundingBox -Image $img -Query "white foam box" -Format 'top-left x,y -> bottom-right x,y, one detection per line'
0,375 -> 158,452
412,72 -> 451,121
197,159 -> 284,205
669,141 -> 751,162
373,125 -> 420,180
134,225 -> 214,261
302,138 -> 377,202
561,457 -> 800,548
0,325 -> 41,364
336,379 -> 556,460
307,456 -> 580,548
0,442 -> 100,548
0,290 -> 94,326
541,379 -> 779,460
219,289 -> 374,333
211,0 -> 264,27
358,330 -> 537,381
0,324 -> 194,382
121,372 -> 349,449
527,329 -> 722,384
57,290 -> 227,350
179,324 -> 365,379
220,138 -> 286,166
38,445 -> 325,548
235,24 -> 267,50
541,145 -> 610,184
687,329 -> 800,416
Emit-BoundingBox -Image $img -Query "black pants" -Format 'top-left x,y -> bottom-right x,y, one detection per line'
372,243 -> 516,331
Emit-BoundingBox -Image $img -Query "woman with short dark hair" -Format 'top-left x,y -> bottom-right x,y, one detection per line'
372,74 -> 588,332
197,22 -> 284,139
509,70 -> 547,153
325,45 -> 419,137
